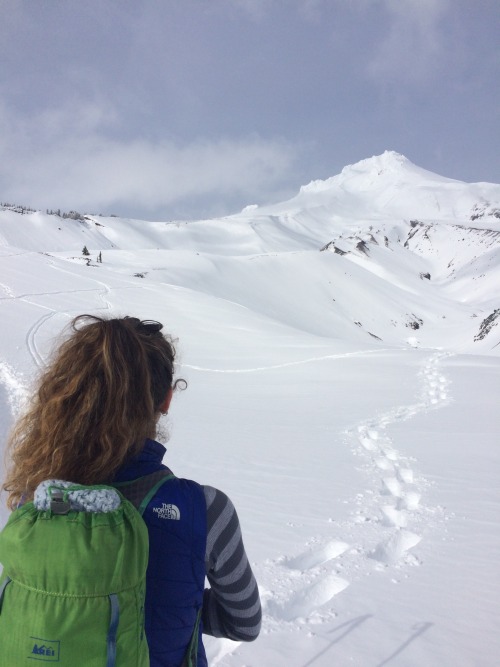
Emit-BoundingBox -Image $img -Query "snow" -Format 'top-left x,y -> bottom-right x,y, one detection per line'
1,153 -> 499,665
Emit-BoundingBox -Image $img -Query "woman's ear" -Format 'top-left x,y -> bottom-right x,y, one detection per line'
159,387 -> 173,414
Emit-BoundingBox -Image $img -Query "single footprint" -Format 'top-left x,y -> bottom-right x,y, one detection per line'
206,638 -> 242,665
399,491 -> 421,511
398,468 -> 414,484
359,435 -> 377,451
369,529 -> 421,564
383,448 -> 399,461
281,572 -> 350,620
286,541 -> 349,570
382,476 -> 402,497
375,457 -> 393,471
381,505 -> 408,528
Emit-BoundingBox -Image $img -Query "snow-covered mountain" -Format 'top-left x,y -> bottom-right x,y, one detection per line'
2,151 -> 499,354
1,152 -> 499,666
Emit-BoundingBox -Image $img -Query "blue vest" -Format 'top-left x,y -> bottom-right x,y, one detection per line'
113,440 -> 207,667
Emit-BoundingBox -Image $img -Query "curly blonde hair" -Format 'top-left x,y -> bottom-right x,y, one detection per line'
2,315 -> 185,509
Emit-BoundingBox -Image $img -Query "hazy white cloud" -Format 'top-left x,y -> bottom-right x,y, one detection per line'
367,0 -> 450,84
0,101 -> 297,218
228,0 -> 452,83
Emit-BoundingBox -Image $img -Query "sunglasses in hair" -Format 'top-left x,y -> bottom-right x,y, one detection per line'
125,317 -> 164,334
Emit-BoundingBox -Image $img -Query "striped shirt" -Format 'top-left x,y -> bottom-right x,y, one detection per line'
202,486 -> 262,641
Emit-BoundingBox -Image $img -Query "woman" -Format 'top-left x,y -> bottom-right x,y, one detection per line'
2,314 -> 261,667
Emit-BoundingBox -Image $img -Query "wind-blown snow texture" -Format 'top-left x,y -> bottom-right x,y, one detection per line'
1,151 -> 499,666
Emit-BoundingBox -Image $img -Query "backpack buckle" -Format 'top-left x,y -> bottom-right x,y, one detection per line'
50,489 -> 71,515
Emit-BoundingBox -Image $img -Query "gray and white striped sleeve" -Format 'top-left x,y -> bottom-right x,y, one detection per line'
202,486 -> 262,642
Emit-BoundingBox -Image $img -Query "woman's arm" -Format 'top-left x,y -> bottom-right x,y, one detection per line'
202,486 -> 262,641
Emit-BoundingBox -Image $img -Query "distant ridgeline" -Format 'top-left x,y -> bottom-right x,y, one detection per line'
0,202 -> 117,219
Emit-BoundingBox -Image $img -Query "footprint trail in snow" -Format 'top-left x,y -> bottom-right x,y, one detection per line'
257,352 -> 451,633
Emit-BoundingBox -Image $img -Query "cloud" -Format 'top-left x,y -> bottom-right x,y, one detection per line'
221,0 -> 452,84
366,0 -> 450,84
0,101 -> 298,218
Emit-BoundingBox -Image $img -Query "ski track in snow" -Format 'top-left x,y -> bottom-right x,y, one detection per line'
254,351 -> 451,638
184,349 -> 393,374
25,311 -> 59,368
0,271 -> 115,424
23,287 -> 110,369
4,276 -> 114,369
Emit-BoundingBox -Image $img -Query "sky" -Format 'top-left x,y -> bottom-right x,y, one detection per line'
0,0 -> 499,221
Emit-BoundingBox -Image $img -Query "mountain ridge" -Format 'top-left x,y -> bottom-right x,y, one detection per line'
1,152 -> 499,354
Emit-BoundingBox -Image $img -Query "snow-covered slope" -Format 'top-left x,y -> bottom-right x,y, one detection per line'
1,152 -> 499,665
2,151 -> 499,354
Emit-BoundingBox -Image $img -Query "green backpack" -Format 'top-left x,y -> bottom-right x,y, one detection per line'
0,477 -> 170,667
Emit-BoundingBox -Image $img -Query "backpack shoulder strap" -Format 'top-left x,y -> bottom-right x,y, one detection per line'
112,469 -> 176,516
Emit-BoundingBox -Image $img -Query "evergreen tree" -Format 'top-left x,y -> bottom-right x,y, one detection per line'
82,246 -> 90,256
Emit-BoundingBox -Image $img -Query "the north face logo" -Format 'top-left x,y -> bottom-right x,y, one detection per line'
153,503 -> 180,520
29,637 -> 60,661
